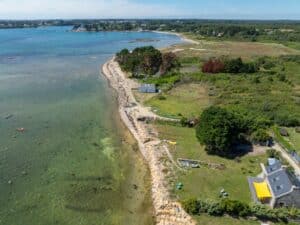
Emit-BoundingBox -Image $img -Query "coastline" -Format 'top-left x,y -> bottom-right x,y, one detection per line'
152,30 -> 199,45
101,58 -> 196,225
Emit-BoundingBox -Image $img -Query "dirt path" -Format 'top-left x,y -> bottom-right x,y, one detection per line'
101,58 -> 196,225
272,143 -> 300,176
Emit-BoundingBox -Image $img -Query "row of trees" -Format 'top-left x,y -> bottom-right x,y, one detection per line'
71,20 -> 300,43
116,46 -> 180,77
202,57 -> 259,74
183,198 -> 300,222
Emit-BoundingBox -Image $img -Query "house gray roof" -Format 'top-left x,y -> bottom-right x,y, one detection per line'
139,84 -> 157,93
265,159 -> 282,174
267,169 -> 293,197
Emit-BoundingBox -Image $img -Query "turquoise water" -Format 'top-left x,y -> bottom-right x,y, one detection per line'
0,26 -> 182,225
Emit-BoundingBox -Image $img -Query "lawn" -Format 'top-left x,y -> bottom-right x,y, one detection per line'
155,124 -> 268,203
145,83 -> 211,118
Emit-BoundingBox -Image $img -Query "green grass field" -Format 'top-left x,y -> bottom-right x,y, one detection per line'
146,83 -> 211,118
155,124 -> 268,203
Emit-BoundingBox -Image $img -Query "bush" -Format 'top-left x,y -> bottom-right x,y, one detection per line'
250,129 -> 270,144
266,149 -> 281,159
201,57 -> 259,74
183,198 -> 300,222
250,204 -> 274,220
220,199 -> 251,217
158,95 -> 166,100
196,199 -> 224,216
202,58 -> 225,73
180,117 -> 189,127
182,198 -> 200,215
206,201 -> 224,216
224,57 -> 259,74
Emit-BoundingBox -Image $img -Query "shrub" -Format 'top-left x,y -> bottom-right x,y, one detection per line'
250,129 -> 270,144
266,149 -> 281,159
223,57 -> 259,74
158,95 -> 166,100
220,199 -> 251,217
201,57 -> 259,74
250,204 -> 274,220
180,117 -> 189,127
183,198 -> 300,222
224,57 -> 244,73
207,201 -> 224,216
195,199 -> 224,216
202,58 -> 225,73
182,198 -> 200,215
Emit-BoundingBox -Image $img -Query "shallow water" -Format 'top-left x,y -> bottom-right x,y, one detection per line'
0,26 -> 182,225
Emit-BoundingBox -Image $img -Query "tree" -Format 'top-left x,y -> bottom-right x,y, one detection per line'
220,199 -> 250,217
196,106 -> 240,156
202,58 -> 225,73
250,129 -> 270,144
133,46 -> 162,75
116,46 -> 178,77
160,52 -> 180,75
224,57 -> 243,73
202,57 -> 258,74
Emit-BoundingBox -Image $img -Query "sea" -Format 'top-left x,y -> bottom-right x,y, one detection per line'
0,26 -> 182,225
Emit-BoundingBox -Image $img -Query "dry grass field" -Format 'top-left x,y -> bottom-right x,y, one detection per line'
164,39 -> 300,60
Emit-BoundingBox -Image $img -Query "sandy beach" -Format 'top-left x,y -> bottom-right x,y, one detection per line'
152,30 -> 199,45
101,58 -> 196,225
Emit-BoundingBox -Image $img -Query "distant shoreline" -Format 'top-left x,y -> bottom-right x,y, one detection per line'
152,30 -> 199,45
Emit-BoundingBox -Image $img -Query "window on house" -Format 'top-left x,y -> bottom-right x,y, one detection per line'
276,185 -> 283,191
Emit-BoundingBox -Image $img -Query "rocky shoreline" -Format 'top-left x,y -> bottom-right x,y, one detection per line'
101,58 -> 196,225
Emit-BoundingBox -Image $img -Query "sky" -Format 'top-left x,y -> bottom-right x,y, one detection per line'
0,0 -> 299,20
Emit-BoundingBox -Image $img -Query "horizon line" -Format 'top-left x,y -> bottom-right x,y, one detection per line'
1,18 -> 300,22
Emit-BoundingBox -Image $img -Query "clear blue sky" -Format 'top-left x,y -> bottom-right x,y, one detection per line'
0,0 -> 299,20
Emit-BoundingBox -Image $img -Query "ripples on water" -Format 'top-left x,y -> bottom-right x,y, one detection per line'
0,26 -> 182,225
